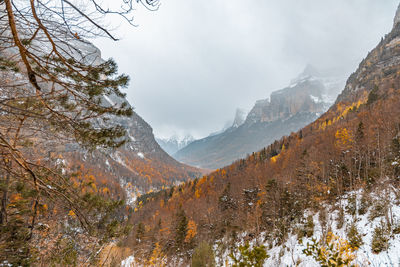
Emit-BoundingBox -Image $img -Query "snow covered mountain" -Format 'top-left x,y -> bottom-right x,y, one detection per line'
156,134 -> 195,156
174,66 -> 346,169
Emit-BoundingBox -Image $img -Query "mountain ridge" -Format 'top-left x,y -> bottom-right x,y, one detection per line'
174,67 -> 344,169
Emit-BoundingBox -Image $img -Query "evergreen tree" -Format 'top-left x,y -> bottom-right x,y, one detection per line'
229,242 -> 268,267
367,85 -> 379,106
175,208 -> 188,251
192,241 -> 216,267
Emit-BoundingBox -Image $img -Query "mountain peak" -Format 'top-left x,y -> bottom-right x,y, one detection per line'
232,108 -> 247,128
156,134 -> 195,155
290,64 -> 321,86
301,64 -> 321,78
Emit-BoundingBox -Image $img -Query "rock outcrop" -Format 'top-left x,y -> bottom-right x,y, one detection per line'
394,3 -> 400,28
246,79 -> 325,125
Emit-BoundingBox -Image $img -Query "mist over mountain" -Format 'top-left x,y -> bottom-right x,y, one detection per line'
174,65 -> 346,169
156,134 -> 195,155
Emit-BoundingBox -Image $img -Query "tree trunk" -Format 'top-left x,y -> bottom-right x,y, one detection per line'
0,162 -> 10,225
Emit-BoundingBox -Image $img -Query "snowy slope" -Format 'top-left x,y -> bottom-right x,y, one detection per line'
214,185 -> 400,267
120,183 -> 400,266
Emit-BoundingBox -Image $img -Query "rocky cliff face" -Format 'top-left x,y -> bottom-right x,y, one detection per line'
336,6 -> 400,105
231,108 -> 247,128
246,79 -> 325,125
174,67 -> 344,169
394,3 -> 400,27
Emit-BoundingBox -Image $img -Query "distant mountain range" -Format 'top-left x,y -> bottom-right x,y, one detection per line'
173,66 -> 346,169
156,135 -> 195,155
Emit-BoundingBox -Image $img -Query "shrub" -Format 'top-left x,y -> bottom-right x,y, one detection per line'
346,222 -> 363,249
393,219 -> 400,235
297,215 -> 314,239
192,241 -> 216,267
346,194 -> 357,216
371,222 -> 390,254
274,219 -> 289,245
229,242 -> 269,267
305,215 -> 315,238
147,242 -> 166,266
358,191 -> 370,215
336,207 -> 345,229
303,232 -> 356,266
369,199 -> 388,221
319,208 -> 327,229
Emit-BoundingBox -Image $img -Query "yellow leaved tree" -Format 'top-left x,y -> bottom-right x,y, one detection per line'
303,232 -> 358,267
185,220 -> 198,242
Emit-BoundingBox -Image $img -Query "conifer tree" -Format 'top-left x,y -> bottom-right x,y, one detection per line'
175,208 -> 188,251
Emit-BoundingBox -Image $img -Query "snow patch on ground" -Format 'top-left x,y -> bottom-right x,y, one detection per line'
119,178 -> 140,206
128,133 -> 136,141
111,152 -> 127,168
137,152 -> 145,159
121,256 -> 135,267
55,158 -> 67,175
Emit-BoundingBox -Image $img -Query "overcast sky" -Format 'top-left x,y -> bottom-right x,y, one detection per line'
94,0 -> 399,139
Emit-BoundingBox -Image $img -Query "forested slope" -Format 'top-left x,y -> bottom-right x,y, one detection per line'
123,4 -> 400,266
